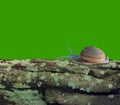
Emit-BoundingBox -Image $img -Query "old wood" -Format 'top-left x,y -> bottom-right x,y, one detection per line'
0,59 -> 120,105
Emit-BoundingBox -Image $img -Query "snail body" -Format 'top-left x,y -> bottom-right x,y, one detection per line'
67,46 -> 109,64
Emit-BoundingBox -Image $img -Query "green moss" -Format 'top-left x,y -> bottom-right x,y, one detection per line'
13,83 -> 31,88
84,75 -> 91,81
86,87 -> 91,93
40,75 -> 46,80
56,60 -> 69,67
17,77 -> 22,81
4,89 -> 47,105
108,95 -> 114,98
26,72 -> 37,83
68,81 -> 76,89
20,60 -> 31,66
6,66 -> 12,72
59,75 -> 64,80
80,65 -> 89,70
64,73 -> 70,76
26,72 -> 32,83
82,69 -> 89,75
51,73 -> 58,81
108,83 -> 113,88
51,73 -> 60,86
26,66 -> 39,72
0,84 -> 5,89
96,79 -> 103,83
0,74 -> 4,78
100,70 -> 105,75
87,102 -> 91,105
37,81 -> 42,87
40,63 -> 46,67
56,82 -> 60,86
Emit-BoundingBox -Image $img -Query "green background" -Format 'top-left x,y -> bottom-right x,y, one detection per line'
0,1 -> 120,60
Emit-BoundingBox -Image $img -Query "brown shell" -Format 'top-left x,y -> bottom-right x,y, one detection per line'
80,46 -> 105,63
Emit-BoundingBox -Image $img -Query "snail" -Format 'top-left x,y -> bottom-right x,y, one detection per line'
59,46 -> 109,64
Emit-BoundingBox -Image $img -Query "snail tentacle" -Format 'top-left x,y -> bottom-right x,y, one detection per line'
67,46 -> 74,55
67,46 -> 80,60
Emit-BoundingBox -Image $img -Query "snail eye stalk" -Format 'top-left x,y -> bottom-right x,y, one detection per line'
67,46 -> 80,60
67,46 -> 74,55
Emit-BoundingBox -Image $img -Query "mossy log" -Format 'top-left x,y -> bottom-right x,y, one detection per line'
0,59 -> 120,105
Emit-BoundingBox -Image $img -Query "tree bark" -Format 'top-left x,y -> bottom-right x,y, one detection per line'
0,59 -> 120,105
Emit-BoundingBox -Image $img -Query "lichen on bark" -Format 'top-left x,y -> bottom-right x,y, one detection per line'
0,59 -> 119,105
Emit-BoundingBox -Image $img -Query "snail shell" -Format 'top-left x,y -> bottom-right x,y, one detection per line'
80,46 -> 107,64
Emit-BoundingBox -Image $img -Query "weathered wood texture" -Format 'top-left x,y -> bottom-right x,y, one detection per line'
0,59 -> 120,105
